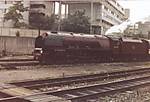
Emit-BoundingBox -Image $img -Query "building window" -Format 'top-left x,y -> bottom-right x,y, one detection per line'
4,0 -> 7,4
104,6 -> 108,11
111,11 -> 114,15
30,4 -> 46,9
4,9 -> 6,13
117,3 -> 120,7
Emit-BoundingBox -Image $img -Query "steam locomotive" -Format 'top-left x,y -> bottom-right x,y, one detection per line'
34,32 -> 150,63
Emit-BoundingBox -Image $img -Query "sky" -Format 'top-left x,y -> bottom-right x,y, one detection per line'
118,0 -> 150,23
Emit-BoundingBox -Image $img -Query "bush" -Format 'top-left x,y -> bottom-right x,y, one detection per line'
16,31 -> 20,37
62,10 -> 90,34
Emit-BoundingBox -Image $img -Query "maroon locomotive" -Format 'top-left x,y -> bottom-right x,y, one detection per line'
34,32 -> 150,63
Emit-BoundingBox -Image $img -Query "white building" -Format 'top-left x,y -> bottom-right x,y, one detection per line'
138,21 -> 150,38
121,21 -> 150,39
29,1 -> 54,17
63,0 -> 129,34
0,0 -> 129,35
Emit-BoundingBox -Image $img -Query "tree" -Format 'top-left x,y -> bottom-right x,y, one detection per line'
42,14 -> 59,30
30,14 -> 58,30
4,2 -> 28,28
62,11 -> 90,33
29,13 -> 58,35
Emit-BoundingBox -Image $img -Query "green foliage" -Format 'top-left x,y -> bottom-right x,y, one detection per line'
62,11 -> 90,33
44,14 -> 59,30
29,14 -> 58,30
29,13 -> 44,29
4,2 -> 28,28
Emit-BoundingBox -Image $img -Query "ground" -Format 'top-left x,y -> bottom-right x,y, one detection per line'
1,56 -> 150,102
0,56 -> 150,83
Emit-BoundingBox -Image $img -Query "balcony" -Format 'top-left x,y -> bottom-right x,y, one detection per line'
30,1 -> 46,5
30,8 -> 45,14
101,9 -> 122,25
106,0 -> 125,15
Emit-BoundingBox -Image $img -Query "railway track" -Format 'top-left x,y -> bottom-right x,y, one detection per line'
0,92 -> 30,102
2,75 -> 150,102
0,59 -> 34,62
0,58 -> 38,69
47,75 -> 150,102
0,61 -> 38,67
10,67 -> 150,90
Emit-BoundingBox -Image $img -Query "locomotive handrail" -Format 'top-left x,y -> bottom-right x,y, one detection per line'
51,31 -> 58,34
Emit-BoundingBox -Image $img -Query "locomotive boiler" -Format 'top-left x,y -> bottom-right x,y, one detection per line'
34,32 -> 150,63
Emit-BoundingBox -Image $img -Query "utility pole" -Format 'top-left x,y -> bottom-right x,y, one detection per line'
90,1 -> 93,34
58,0 -> 62,31
64,3 -> 67,18
53,1 -> 55,14
133,24 -> 135,35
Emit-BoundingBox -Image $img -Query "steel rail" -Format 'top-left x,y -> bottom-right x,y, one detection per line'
0,61 -> 38,67
0,92 -> 30,102
47,75 -> 150,101
0,59 -> 34,62
10,67 -> 150,90
2,75 -> 150,102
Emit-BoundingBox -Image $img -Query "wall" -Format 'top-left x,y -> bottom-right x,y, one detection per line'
0,36 -> 35,55
0,27 -> 50,37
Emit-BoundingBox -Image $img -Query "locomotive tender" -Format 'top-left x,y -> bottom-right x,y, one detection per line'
34,32 -> 150,63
